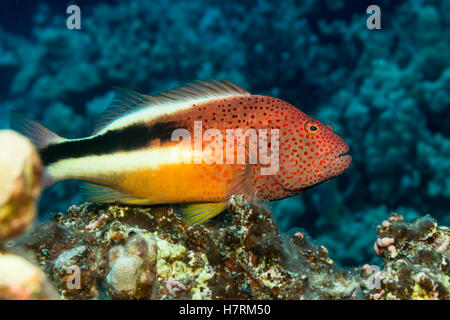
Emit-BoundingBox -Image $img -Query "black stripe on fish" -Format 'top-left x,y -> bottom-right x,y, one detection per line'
40,121 -> 181,166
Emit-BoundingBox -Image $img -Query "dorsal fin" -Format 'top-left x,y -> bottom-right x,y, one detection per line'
10,112 -> 67,149
92,88 -> 153,134
92,80 -> 250,134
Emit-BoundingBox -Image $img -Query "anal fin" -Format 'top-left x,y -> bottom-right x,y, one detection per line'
178,202 -> 228,225
81,183 -> 154,205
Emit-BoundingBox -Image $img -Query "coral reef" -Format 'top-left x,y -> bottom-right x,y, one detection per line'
21,197 -> 449,300
106,233 -> 158,299
367,213 -> 449,299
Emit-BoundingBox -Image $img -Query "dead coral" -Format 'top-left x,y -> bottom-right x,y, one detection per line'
364,213 -> 449,300
22,199 -> 449,300
106,234 -> 158,299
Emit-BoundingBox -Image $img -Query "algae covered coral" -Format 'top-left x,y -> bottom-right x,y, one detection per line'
1,0 -> 449,267
15,196 -> 448,300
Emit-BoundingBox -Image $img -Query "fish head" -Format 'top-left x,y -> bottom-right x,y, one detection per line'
274,115 -> 352,193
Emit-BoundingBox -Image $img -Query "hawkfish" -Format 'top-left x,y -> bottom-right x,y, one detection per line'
11,80 -> 351,224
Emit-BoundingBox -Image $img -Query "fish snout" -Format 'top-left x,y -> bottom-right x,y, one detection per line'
313,144 -> 351,177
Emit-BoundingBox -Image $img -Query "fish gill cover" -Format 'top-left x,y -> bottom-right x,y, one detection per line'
0,0 -> 448,301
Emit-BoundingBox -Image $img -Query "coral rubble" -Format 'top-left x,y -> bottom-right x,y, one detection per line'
22,197 -> 449,300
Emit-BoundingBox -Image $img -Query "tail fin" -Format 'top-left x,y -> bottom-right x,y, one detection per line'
10,112 -> 66,149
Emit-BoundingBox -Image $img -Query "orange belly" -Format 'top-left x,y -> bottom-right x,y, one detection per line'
110,163 -> 242,204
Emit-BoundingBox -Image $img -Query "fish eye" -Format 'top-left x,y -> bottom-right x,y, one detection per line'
305,121 -> 320,134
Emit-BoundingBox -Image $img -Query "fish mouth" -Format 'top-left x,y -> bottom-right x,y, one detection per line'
314,145 -> 352,176
329,153 -> 352,173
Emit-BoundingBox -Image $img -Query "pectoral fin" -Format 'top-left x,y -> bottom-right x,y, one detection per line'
229,165 -> 262,204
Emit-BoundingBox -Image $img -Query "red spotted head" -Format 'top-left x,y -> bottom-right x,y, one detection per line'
268,106 -> 352,198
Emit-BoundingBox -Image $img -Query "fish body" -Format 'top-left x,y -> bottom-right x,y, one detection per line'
11,80 -> 351,224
